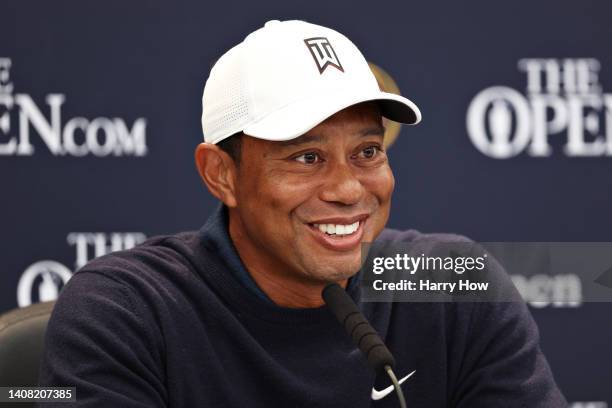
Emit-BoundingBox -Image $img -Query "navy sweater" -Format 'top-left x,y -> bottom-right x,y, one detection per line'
39,208 -> 567,407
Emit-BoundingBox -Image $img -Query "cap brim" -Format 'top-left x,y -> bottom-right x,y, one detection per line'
243,89 -> 421,142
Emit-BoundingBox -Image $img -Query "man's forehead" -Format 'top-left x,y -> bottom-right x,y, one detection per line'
278,124 -> 385,148
278,103 -> 384,147
324,101 -> 383,124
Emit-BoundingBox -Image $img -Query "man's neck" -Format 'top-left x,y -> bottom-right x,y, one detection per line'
227,211 -> 346,308
246,267 -> 346,308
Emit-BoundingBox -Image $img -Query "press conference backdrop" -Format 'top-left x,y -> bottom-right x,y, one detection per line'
3,0 -> 611,405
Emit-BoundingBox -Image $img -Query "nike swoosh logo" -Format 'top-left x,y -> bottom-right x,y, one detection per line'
371,370 -> 416,401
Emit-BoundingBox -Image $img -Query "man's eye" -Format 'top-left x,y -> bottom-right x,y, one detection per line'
295,152 -> 321,164
359,145 -> 381,159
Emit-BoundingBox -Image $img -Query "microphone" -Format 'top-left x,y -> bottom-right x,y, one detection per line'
322,283 -> 407,408
322,283 -> 394,373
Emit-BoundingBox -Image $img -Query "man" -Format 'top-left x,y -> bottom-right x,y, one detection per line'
40,20 -> 567,407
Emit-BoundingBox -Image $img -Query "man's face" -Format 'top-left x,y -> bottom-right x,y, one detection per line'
230,102 -> 394,284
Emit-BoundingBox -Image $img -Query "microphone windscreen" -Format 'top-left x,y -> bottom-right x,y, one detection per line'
322,283 -> 395,374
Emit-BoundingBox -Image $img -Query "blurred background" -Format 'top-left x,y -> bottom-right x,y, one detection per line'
2,0 -> 611,405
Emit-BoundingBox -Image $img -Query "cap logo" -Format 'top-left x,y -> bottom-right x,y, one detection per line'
304,37 -> 344,74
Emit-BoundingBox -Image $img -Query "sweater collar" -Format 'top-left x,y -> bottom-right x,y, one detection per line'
199,204 -> 274,304
198,203 -> 362,309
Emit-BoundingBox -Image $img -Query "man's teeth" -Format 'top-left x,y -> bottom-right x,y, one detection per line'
313,222 -> 360,236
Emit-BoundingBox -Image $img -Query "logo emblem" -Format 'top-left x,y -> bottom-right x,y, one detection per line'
17,260 -> 73,307
371,370 -> 415,401
304,37 -> 344,74
466,58 -> 612,159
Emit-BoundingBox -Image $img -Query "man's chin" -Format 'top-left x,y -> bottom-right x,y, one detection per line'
304,260 -> 362,284
297,237 -> 366,282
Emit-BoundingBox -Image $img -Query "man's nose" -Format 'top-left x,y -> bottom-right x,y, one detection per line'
318,162 -> 365,205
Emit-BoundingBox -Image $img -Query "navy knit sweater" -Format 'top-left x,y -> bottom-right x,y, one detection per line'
39,207 -> 567,407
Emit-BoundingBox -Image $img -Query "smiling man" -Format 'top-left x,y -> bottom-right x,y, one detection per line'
199,102 -> 392,308
39,20 -> 567,407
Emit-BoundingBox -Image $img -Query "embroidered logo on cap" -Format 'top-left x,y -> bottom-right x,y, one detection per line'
304,37 -> 344,74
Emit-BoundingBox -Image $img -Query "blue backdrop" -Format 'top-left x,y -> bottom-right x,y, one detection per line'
3,0 -> 611,405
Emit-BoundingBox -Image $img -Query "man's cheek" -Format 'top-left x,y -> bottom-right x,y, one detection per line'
377,171 -> 395,203
364,169 -> 394,199
387,167 -> 395,195
268,184 -> 310,211
380,165 -> 395,193
267,195 -> 292,212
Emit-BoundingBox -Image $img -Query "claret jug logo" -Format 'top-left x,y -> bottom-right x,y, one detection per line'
467,58 -> 612,159
17,232 -> 146,307
0,57 -> 147,157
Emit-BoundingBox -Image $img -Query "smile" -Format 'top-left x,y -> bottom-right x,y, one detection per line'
306,215 -> 368,252
313,222 -> 360,236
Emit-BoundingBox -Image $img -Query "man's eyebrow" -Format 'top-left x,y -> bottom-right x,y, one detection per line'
278,134 -> 325,148
278,125 -> 386,148
360,125 -> 386,137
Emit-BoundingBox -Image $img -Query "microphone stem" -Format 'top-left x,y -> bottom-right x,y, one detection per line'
384,365 -> 407,408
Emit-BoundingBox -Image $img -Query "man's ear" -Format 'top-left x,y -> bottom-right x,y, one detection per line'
194,143 -> 238,208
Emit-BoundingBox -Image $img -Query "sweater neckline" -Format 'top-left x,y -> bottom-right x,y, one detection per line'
195,205 -> 362,326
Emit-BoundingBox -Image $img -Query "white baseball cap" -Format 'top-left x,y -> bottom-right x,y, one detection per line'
201,19 -> 421,144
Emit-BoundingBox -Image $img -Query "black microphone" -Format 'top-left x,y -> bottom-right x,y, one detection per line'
322,283 -> 407,407
322,283 -> 395,374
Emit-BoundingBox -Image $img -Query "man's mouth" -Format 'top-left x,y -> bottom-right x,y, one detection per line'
312,221 -> 360,236
306,215 -> 368,251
